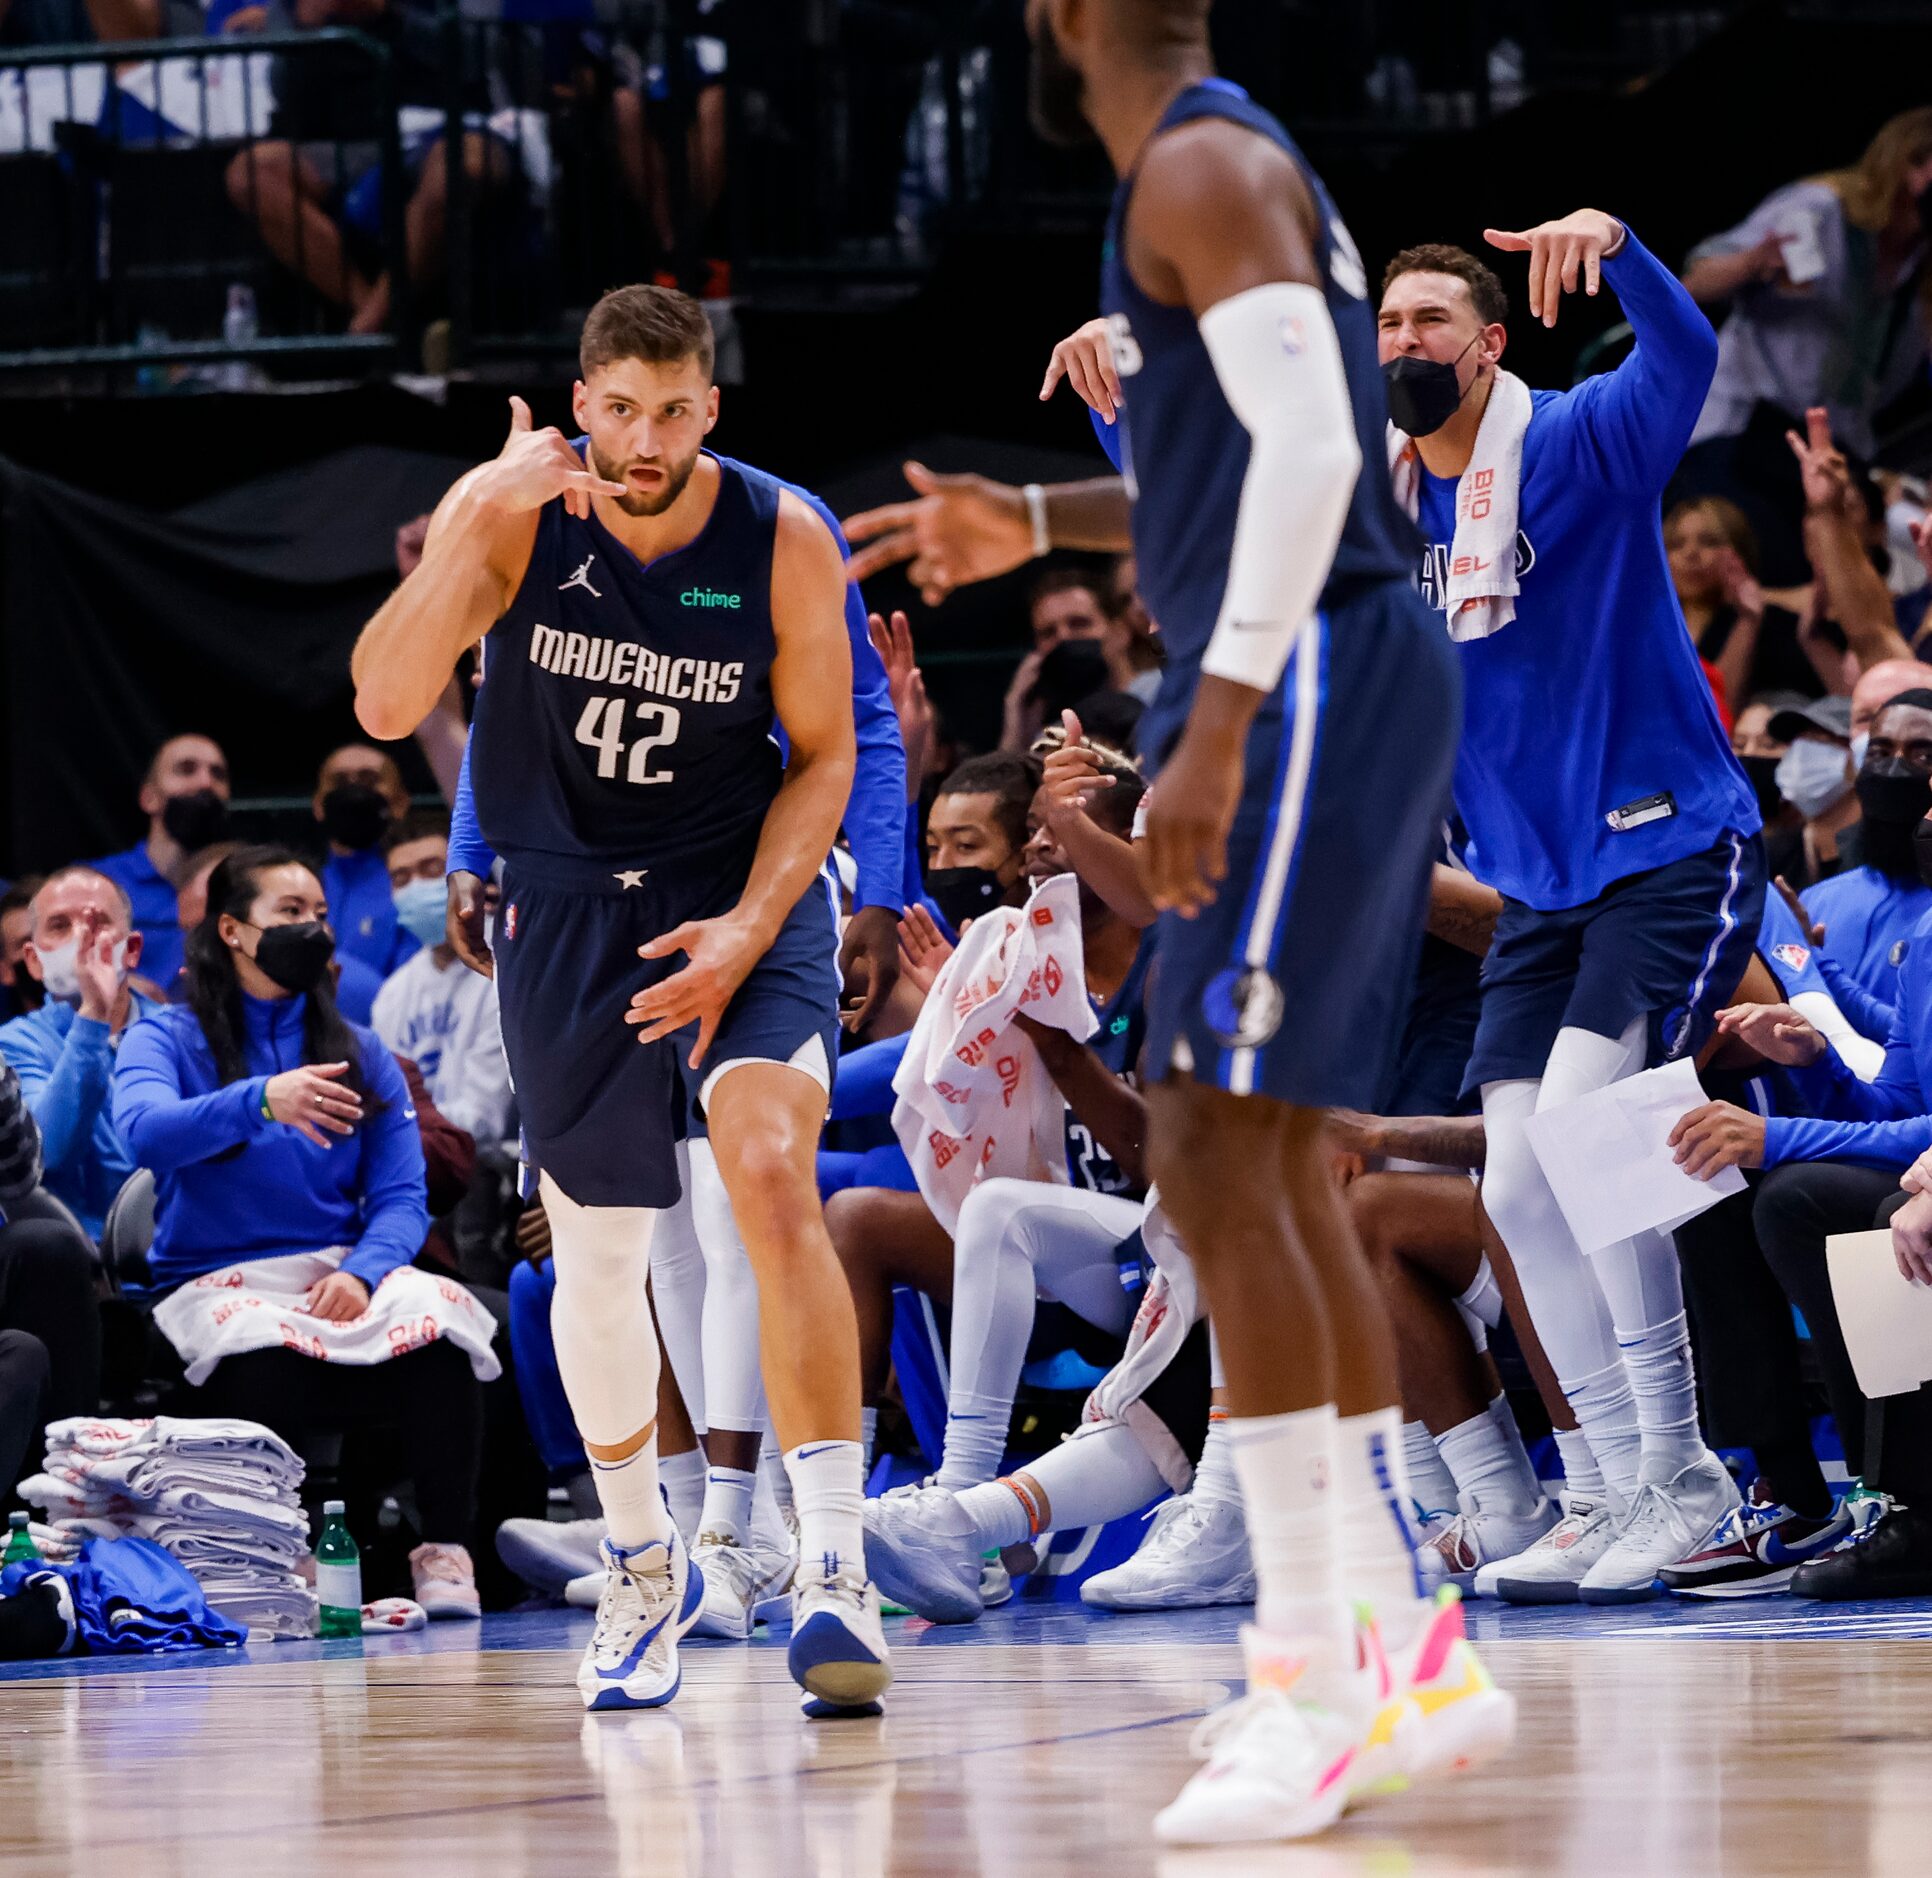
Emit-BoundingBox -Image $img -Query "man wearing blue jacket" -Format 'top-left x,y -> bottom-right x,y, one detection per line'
442,472 -> 910,1030
1673,891 -> 1932,1599
0,868 -> 157,1239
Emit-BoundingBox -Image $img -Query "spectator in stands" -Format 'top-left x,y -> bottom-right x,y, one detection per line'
1731,692 -> 1805,886
1684,107 -> 1932,464
224,0 -> 513,340
312,742 -> 416,997
370,812 -> 512,1147
0,879 -> 44,1023
1000,565 -> 1135,752
0,868 -> 157,1241
0,1059 -> 100,1499
1106,553 -> 1163,705
1766,695 -> 1859,889
612,3 -> 729,273
173,841 -> 247,991
86,734 -> 229,992
112,846 -> 484,1614
0,0 -> 157,46
1668,497 -> 1803,707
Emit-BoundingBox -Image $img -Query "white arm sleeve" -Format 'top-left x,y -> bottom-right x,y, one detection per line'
1196,281 -> 1362,694
1790,990 -> 1886,1083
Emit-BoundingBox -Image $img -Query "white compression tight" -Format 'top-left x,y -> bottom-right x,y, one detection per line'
939,1181 -> 1143,1492
647,1142 -> 706,1430
539,1170 -> 670,1549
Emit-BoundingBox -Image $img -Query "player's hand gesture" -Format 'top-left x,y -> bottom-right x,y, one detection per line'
483,396 -> 627,520
1483,210 -> 1625,328
1714,1000 -> 1827,1067
867,609 -> 934,786
446,870 -> 494,979
1786,407 -> 1851,515
627,914 -> 765,1068
839,903 -> 902,1036
844,462 -> 1035,605
1041,317 -> 1124,423
897,902 -> 954,997
1041,709 -> 1115,835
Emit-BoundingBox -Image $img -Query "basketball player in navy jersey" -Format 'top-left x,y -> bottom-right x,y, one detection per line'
351,286 -> 891,1719
852,0 -> 1508,1843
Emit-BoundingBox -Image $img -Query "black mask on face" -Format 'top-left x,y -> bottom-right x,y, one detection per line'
1739,753 -> 1786,826
161,788 -> 229,851
1033,639 -> 1112,718
1027,12 -> 1093,147
1382,336 -> 1481,439
926,867 -> 1007,934
1855,759 -> 1932,877
320,782 -> 391,852
248,919 -> 336,995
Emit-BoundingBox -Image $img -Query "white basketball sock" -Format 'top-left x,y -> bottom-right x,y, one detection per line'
786,1440 -> 866,1577
659,1446 -> 707,1540
1617,1308 -> 1706,1472
956,1422 -> 1164,1549
1454,1254 -> 1503,1352
1336,1406 -> 1427,1649
540,1171 -> 670,1551
1562,1358 -> 1642,1505
1438,1401 -> 1543,1516
1553,1425 -> 1605,1503
698,1463 -> 756,1545
1192,1407 -> 1243,1513
1226,1403 -> 1352,1654
1403,1418 -> 1460,1519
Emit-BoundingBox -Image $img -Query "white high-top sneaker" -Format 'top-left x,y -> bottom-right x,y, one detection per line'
1081,1495 -> 1255,1610
1416,1494 -> 1560,1592
577,1530 -> 704,1711
1579,1452 -> 1742,1605
689,1531 -> 797,1640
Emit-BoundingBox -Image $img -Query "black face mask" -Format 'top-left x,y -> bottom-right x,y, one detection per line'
249,919 -> 336,995
1033,638 -> 1112,718
1739,753 -> 1786,826
161,788 -> 229,851
1382,336 -> 1480,439
926,866 -> 1007,934
1027,15 -> 1093,147
320,782 -> 391,852
1855,760 -> 1932,877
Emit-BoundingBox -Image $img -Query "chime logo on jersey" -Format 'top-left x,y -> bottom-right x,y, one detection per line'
1202,965 -> 1285,1050
1772,942 -> 1810,972
1417,532 -> 1537,612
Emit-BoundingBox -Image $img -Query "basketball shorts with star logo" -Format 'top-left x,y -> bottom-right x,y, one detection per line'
1143,581 -> 1461,1110
492,842 -> 841,1208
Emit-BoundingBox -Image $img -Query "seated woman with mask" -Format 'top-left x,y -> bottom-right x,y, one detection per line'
112,847 -> 495,1620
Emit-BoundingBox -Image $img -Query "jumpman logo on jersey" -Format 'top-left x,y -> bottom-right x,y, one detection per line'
559,554 -> 602,599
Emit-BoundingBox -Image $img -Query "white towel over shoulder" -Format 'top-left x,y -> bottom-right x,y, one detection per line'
892,874 -> 1096,1233
1387,367 -> 1533,641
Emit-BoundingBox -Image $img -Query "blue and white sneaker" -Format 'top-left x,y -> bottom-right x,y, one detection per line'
862,1484 -> 985,1624
789,1555 -> 892,1719
577,1530 -> 705,1711
1659,1477 -> 1860,1598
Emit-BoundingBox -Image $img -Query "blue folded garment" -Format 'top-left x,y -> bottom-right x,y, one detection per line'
1,1536 -> 247,1654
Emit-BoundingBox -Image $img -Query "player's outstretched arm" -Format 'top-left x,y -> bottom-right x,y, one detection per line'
1129,123 -> 1360,916
627,496 -> 857,1067
352,397 -> 624,740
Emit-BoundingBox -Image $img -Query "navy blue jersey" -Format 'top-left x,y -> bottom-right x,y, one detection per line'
1066,938 -> 1151,1195
472,450 -> 790,876
1100,79 -> 1415,761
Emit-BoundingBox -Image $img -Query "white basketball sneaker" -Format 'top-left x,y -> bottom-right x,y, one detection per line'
577,1530 -> 704,1712
496,1515 -> 608,1595
1474,1493 -> 1619,1604
1579,1452 -> 1742,1605
1415,1494 -> 1560,1593
1154,1624 -> 1374,1846
789,1557 -> 893,1718
689,1531 -> 797,1640
862,1485 -> 986,1624
1081,1494 -> 1256,1610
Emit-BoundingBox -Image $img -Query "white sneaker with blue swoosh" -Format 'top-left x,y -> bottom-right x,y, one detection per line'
577,1529 -> 705,1711
788,1556 -> 892,1719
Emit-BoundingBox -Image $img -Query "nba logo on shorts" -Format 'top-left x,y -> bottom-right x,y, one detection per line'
1202,966 -> 1285,1050
503,904 -> 518,942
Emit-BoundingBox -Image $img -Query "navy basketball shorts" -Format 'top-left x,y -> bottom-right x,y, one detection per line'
493,850 -> 841,1208
1143,581 -> 1462,1111
1461,829 -> 1768,1097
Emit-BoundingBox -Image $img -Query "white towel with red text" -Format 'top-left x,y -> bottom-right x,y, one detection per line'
892,874 -> 1097,1233
152,1250 -> 501,1387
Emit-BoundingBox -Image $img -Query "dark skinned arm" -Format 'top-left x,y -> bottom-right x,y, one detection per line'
1013,1012 -> 1148,1190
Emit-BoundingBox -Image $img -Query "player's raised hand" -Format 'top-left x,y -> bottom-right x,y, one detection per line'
1786,407 -> 1851,514
484,395 -> 627,520
844,462 -> 1035,605
1137,707 -> 1242,918
1040,709 -> 1115,834
1041,317 -> 1124,423
628,914 -> 765,1068
897,903 -> 954,996
1483,210 -> 1625,328
1714,1000 -> 1826,1067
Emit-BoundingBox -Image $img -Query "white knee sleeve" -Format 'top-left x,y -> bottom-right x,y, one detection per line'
540,1170 -> 661,1448
648,1142 -> 707,1432
690,1138 -> 766,1434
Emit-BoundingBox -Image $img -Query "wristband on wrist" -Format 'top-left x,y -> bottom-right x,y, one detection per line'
259,1086 -> 274,1122
1023,483 -> 1050,559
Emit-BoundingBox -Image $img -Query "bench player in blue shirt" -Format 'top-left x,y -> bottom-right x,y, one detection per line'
350,286 -> 890,1720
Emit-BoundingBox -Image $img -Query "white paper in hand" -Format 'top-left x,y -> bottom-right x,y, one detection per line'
1825,1229 -> 1932,1400
1521,1058 -> 1744,1255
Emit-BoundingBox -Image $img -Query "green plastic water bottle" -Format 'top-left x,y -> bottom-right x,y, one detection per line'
3,1511 -> 39,1566
314,1500 -> 363,1638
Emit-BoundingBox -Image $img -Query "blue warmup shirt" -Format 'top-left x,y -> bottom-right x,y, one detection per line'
0,994 -> 156,1237
450,454 -> 907,906
1757,889 -> 1834,1004
1101,79 -> 1416,768
112,995 -> 428,1293
1763,907 -> 1932,1171
1803,866 -> 1932,1006
1410,230 -> 1756,911
323,845 -> 418,984
87,841 -> 187,988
